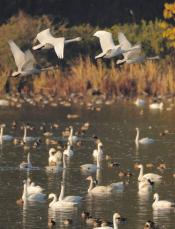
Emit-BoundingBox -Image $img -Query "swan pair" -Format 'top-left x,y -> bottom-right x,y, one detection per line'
22,180 -> 46,203
137,164 -> 162,183
152,193 -> 175,209
135,127 -> 154,145
32,28 -> 82,59
0,125 -> 13,143
86,176 -> 124,195
48,182 -> 82,209
93,212 -> 121,229
93,30 -> 139,59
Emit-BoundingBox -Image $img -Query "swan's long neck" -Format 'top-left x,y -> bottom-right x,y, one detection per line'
138,165 -> 144,181
65,37 -> 81,44
113,215 -> 118,229
22,182 -> 28,202
96,150 -> 101,169
88,178 -> 94,193
135,128 -> 139,143
154,194 -> 159,203
50,194 -> 57,207
23,127 -> 27,142
0,127 -> 3,143
27,153 -> 32,167
58,184 -> 65,201
63,154 -> 66,169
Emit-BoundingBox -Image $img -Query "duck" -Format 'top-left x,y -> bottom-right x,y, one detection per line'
144,220 -> 160,229
134,98 -> 145,107
93,212 -> 121,229
22,180 -> 46,203
135,127 -> 154,145
93,142 -> 103,159
137,164 -> 162,183
63,142 -> 74,157
19,153 -> 33,170
48,218 -> 56,228
48,148 -> 62,166
0,124 -> 14,143
152,193 -> 175,209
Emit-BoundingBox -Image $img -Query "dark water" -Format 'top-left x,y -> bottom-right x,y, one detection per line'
0,101 -> 175,229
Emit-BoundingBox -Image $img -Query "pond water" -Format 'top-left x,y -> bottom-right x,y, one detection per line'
0,100 -> 175,229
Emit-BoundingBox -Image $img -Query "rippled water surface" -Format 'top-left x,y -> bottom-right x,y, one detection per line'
0,101 -> 175,229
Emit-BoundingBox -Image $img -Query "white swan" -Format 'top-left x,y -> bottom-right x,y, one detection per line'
58,182 -> 82,204
149,102 -> 163,110
8,40 -> 40,77
152,193 -> 175,209
138,177 -> 154,193
93,30 -> 137,59
48,193 -> 78,209
20,153 -> 33,170
26,178 -> 44,194
32,28 -> 81,59
80,147 -> 101,173
135,127 -> 154,145
0,125 -> 14,143
22,180 -> 46,203
63,142 -> 74,157
68,126 -> 78,145
23,126 -> 36,143
138,164 -> 162,182
46,152 -> 66,173
86,176 -> 124,195
0,99 -> 9,106
93,142 -> 103,159
94,212 -> 120,229
134,98 -> 145,107
48,148 -> 62,166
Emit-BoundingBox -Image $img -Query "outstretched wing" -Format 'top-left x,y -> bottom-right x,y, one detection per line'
126,43 -> 142,59
8,40 -> 25,70
93,30 -> 116,52
22,50 -> 36,70
53,37 -> 65,59
118,32 -> 132,50
36,28 -> 53,43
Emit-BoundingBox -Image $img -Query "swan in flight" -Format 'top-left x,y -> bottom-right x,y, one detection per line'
63,142 -> 74,157
137,164 -> 162,183
32,28 -> 81,59
22,180 -> 46,203
0,124 -> 14,143
116,32 -> 159,65
93,142 -> 103,159
93,30 -> 137,59
48,148 -> 62,166
135,127 -> 154,145
58,182 -> 82,204
8,40 -> 40,77
94,212 -> 121,229
152,193 -> 175,209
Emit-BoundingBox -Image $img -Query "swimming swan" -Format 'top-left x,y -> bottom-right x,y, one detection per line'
93,142 -> 103,159
23,126 -> 36,143
48,193 -> 78,209
22,180 -> 46,203
93,30 -> 137,59
32,28 -> 81,59
58,182 -> 82,204
63,142 -> 74,157
152,193 -> 175,209
0,125 -> 14,143
134,98 -> 145,107
68,126 -> 78,145
138,164 -> 162,182
48,148 -> 62,166
8,40 -> 40,77
94,212 -> 120,229
149,102 -> 163,110
135,127 -> 154,145
26,178 -> 44,194
138,177 -> 154,193
20,153 -> 33,170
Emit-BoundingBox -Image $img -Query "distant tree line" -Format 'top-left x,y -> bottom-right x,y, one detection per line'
0,0 -> 171,26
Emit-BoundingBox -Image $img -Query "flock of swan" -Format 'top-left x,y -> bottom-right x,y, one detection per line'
8,28 -> 159,78
0,114 -> 174,229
